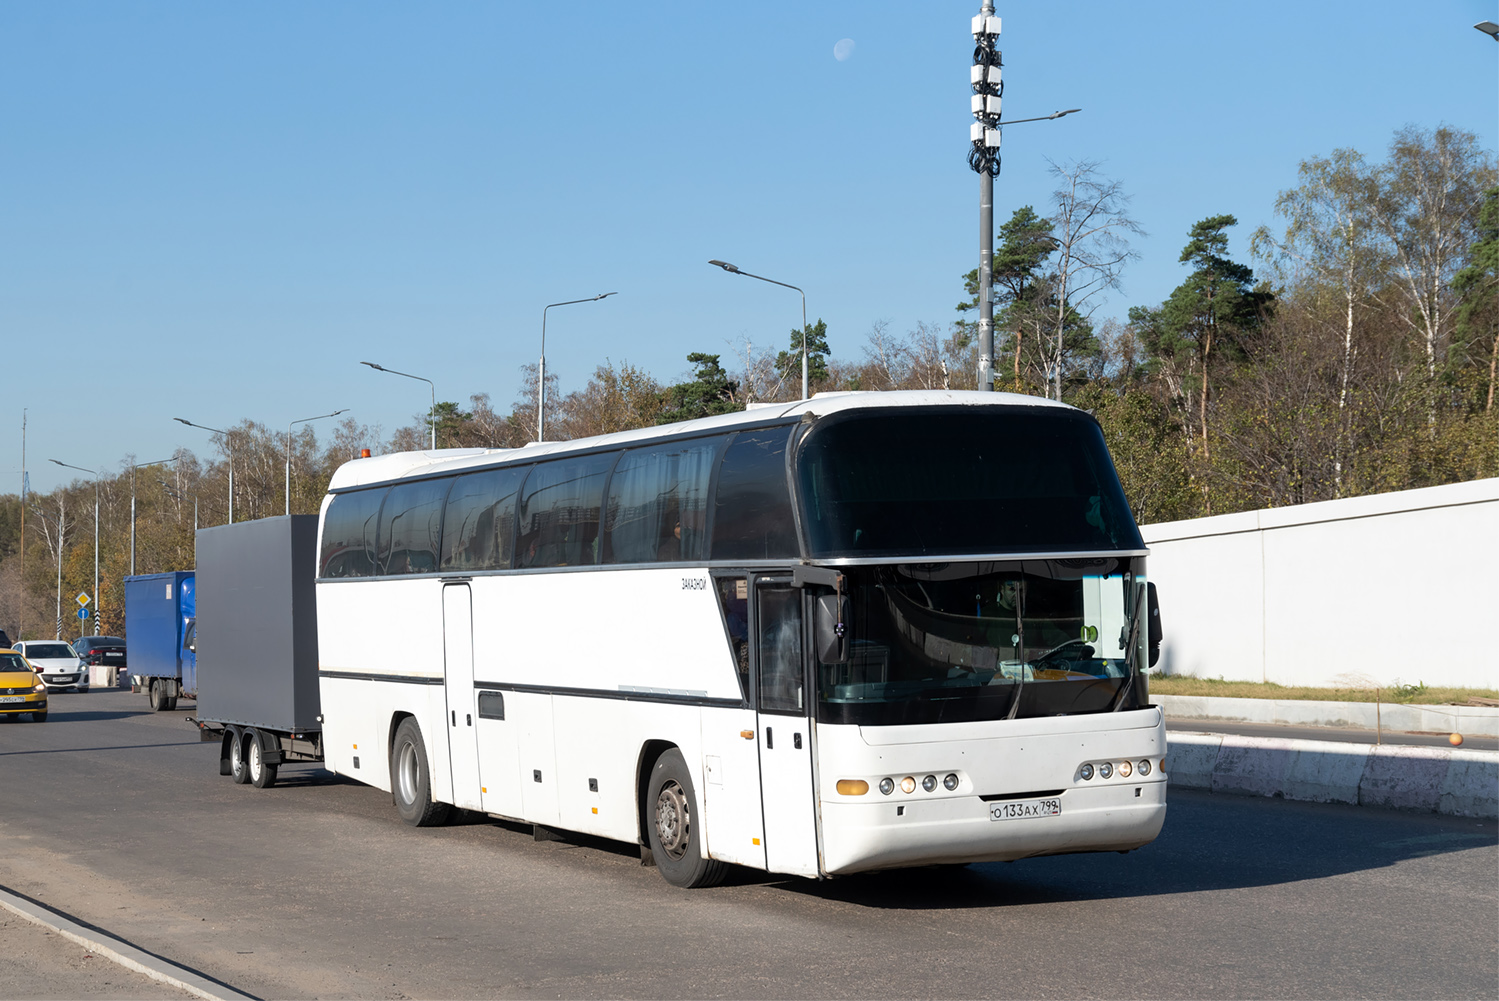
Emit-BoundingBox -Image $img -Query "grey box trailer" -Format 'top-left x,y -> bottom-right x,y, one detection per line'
187,515 -> 324,789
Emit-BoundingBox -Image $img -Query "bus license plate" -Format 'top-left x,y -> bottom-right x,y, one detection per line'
990,798 -> 1061,821
0,696 -> 25,703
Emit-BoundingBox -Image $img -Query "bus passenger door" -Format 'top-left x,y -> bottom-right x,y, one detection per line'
442,583 -> 483,812
754,579 -> 821,878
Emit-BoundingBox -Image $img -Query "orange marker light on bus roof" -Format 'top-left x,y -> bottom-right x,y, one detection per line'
360,448 -> 371,458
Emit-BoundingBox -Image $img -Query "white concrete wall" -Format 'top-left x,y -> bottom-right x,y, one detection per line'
1140,478 -> 1499,690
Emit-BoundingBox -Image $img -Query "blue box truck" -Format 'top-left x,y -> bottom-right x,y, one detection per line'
124,571 -> 196,712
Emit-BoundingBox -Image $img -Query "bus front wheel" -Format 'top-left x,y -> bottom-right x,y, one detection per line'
391,718 -> 450,827
646,749 -> 726,889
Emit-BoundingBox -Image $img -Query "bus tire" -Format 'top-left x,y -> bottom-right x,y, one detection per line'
247,730 -> 278,789
391,718 -> 450,827
229,726 -> 251,784
646,749 -> 726,889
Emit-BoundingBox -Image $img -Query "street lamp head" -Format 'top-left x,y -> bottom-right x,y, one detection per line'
708,260 -> 742,274
173,417 -> 191,426
1476,21 -> 1499,39
1053,108 -> 1082,119
360,361 -> 386,372
594,292 -> 618,300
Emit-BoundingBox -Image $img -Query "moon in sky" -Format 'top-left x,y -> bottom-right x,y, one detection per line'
833,38 -> 855,61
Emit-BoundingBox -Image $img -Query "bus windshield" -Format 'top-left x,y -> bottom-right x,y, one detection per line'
796,407 -> 1142,558
817,559 -> 1148,725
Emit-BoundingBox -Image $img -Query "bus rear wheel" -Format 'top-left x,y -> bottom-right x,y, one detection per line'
646,749 -> 726,889
391,718 -> 450,827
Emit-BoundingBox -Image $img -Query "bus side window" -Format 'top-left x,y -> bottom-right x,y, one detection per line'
712,427 -> 799,560
376,478 -> 453,575
515,452 -> 616,568
441,466 -> 526,571
320,487 -> 387,577
714,576 -> 750,700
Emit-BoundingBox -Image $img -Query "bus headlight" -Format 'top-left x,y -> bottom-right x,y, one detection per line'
943,773 -> 960,791
879,778 -> 895,796
1079,763 -> 1094,781
1137,759 -> 1152,776
1099,762 -> 1113,779
921,775 -> 938,793
1117,760 -> 1133,778
899,776 -> 916,794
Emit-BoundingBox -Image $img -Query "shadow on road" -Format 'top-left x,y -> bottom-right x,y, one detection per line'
762,790 -> 1497,910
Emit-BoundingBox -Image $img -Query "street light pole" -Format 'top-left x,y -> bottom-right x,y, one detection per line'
361,362 -> 436,449
967,5 -> 1078,391
707,261 -> 809,400
49,459 -> 99,638
286,409 -> 348,515
173,418 -> 235,523
128,456 -> 180,576
537,293 -> 618,442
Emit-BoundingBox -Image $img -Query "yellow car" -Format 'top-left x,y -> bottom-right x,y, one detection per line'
0,649 -> 48,722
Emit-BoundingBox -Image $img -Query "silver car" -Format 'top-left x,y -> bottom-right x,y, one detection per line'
13,640 -> 90,692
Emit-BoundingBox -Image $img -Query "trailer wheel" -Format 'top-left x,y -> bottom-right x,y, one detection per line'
228,726 -> 251,784
391,718 -> 449,827
165,695 -> 178,711
246,729 -> 278,789
147,680 -> 164,711
645,748 -> 726,889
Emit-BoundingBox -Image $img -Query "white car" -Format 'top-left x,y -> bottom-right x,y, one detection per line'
13,640 -> 89,692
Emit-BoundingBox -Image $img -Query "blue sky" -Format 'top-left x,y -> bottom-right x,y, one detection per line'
5,1 -> 1496,494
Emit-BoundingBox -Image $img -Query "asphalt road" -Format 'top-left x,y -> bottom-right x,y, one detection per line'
2,686 -> 1495,1000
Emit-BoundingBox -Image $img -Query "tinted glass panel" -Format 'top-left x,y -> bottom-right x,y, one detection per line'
815,559 -> 1148,725
715,576 -> 750,701
320,488 -> 386,577
0,653 -> 28,671
711,426 -> 799,560
25,643 -> 73,658
757,585 -> 804,714
515,453 -> 616,568
377,478 -> 452,575
798,408 -> 1143,558
604,439 -> 721,563
441,466 -> 526,572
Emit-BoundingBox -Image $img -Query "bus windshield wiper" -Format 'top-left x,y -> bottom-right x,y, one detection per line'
1108,582 -> 1147,712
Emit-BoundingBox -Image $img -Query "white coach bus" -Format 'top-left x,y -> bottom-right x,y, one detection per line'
315,390 -> 1167,887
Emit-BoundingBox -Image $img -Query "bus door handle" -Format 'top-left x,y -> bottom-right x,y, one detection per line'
793,732 -> 802,750
451,711 -> 456,727
765,727 -> 773,750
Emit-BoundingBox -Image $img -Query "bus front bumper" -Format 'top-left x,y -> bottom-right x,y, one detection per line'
819,778 -> 1167,875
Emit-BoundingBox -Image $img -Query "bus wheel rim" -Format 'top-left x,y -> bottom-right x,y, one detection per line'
655,780 -> 689,860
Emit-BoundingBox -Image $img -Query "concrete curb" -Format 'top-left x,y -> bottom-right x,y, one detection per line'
1166,732 -> 1499,818
1154,693 -> 1499,737
0,884 -> 254,1001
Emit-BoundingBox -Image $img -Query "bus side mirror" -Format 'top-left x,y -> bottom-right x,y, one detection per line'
1147,582 -> 1162,668
814,593 -> 850,664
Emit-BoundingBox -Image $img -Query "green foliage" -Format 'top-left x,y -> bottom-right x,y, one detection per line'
776,319 -> 830,386
657,353 -> 741,425
1071,385 -> 1197,523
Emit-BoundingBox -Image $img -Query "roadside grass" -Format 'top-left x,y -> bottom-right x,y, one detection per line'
1146,675 -> 1499,705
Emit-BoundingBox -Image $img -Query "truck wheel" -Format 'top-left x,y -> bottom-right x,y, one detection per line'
645,748 -> 726,889
147,681 -> 163,711
229,727 -> 251,784
391,718 -> 449,827
219,727 -> 237,776
165,695 -> 178,711
247,729 -> 279,789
